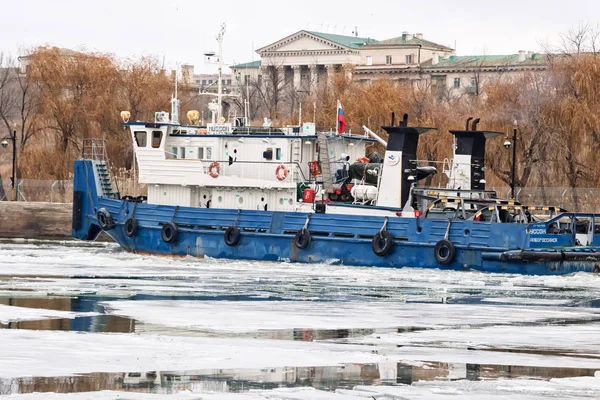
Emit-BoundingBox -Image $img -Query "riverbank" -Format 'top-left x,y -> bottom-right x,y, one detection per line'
0,202 -> 74,239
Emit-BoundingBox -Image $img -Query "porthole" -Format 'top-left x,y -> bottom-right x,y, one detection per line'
279,198 -> 284,205
464,228 -> 471,237
218,196 -> 223,203
238,196 -> 244,204
288,198 -> 293,205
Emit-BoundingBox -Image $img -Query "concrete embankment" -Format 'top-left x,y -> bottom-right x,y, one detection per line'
0,202 -> 74,239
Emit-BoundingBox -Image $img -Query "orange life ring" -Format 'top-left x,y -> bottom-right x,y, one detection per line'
208,161 -> 220,178
276,164 -> 288,181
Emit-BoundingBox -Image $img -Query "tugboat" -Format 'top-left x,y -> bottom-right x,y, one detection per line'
71,92 -> 600,274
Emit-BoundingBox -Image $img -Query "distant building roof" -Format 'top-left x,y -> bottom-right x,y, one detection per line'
364,34 -> 452,51
231,60 -> 261,69
305,31 -> 377,49
421,54 -> 547,68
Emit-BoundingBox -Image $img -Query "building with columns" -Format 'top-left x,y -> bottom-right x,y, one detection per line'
229,30 -> 548,107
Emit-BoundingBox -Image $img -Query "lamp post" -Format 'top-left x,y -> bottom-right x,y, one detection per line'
503,120 -> 518,199
1,129 -> 17,201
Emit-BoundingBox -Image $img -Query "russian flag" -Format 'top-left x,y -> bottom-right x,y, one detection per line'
337,100 -> 346,134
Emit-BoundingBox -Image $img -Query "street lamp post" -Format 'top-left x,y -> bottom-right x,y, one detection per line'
503,121 -> 518,199
1,130 -> 17,201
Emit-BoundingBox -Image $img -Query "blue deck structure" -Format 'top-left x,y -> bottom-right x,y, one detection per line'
72,159 -> 600,275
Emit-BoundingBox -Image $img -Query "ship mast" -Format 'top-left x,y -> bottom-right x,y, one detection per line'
216,23 -> 226,122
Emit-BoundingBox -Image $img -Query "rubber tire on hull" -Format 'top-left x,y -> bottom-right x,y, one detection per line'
434,239 -> 456,265
124,217 -> 138,238
294,229 -> 312,249
224,226 -> 241,246
372,230 -> 394,257
161,222 -> 178,244
97,208 -> 114,230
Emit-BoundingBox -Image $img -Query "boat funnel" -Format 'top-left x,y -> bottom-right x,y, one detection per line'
448,118 -> 502,190
377,114 -> 435,208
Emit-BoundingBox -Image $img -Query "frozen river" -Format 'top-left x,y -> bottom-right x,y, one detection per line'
2,239 -> 600,399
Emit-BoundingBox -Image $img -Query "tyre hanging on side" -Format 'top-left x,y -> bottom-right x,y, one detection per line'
97,208 -> 114,230
294,229 -> 312,249
372,230 -> 394,257
434,239 -> 456,265
124,217 -> 138,238
224,226 -> 241,246
161,222 -> 178,243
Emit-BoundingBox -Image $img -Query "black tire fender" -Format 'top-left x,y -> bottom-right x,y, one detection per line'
294,229 -> 312,249
97,208 -> 114,230
161,222 -> 178,244
372,230 -> 394,257
224,226 -> 241,246
434,239 -> 456,265
124,217 -> 138,238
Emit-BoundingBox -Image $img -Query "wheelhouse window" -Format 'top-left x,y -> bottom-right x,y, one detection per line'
134,131 -> 147,147
151,131 -> 163,148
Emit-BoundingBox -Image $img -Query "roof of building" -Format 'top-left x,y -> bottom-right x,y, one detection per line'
421,53 -> 547,68
231,60 -> 261,69
305,31 -> 378,49
366,35 -> 452,50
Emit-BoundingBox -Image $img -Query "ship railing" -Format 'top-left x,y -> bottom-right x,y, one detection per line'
82,139 -> 108,161
199,160 -> 310,183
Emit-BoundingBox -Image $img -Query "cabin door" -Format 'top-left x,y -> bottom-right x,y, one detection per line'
225,140 -> 242,177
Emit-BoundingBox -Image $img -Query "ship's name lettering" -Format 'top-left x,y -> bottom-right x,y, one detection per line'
530,237 -> 558,243
207,124 -> 231,133
529,229 -> 548,235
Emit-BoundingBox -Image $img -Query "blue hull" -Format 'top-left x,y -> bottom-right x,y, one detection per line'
72,161 -> 600,275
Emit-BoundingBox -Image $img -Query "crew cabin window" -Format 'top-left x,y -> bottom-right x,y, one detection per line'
276,148 -> 282,160
180,147 -> 186,159
171,147 -> 178,159
151,131 -> 163,148
134,131 -> 147,147
197,147 -> 213,160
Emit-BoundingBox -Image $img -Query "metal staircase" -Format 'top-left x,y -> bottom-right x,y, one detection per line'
83,139 -> 119,199
95,161 -> 118,198
317,133 -> 334,192
291,138 -> 302,181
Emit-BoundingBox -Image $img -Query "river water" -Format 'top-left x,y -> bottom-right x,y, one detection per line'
1,239 -> 600,399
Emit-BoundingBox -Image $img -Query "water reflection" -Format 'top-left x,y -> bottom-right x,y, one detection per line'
1,361 -> 596,395
0,297 -> 135,333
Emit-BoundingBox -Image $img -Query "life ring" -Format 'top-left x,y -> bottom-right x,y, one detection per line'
434,239 -> 456,265
161,222 -> 178,243
97,208 -> 114,230
276,164 -> 288,181
224,226 -> 241,246
208,161 -> 220,178
372,230 -> 394,256
294,229 -> 312,249
124,217 -> 138,237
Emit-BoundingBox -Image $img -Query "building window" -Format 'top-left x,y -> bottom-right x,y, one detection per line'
226,79 -> 231,85
244,75 -> 250,85
385,55 -> 392,65
152,131 -> 163,148
366,56 -> 373,66
134,131 -> 147,147
202,79 -> 206,85
453,78 -> 461,88
405,55 -> 413,64
257,75 -> 262,86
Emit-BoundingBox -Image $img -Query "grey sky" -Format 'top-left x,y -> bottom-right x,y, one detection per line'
1,0 -> 596,72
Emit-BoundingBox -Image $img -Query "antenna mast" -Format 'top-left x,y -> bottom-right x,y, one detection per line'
217,23 -> 226,122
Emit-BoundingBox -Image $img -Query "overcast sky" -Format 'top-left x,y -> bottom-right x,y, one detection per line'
1,0 -> 597,73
